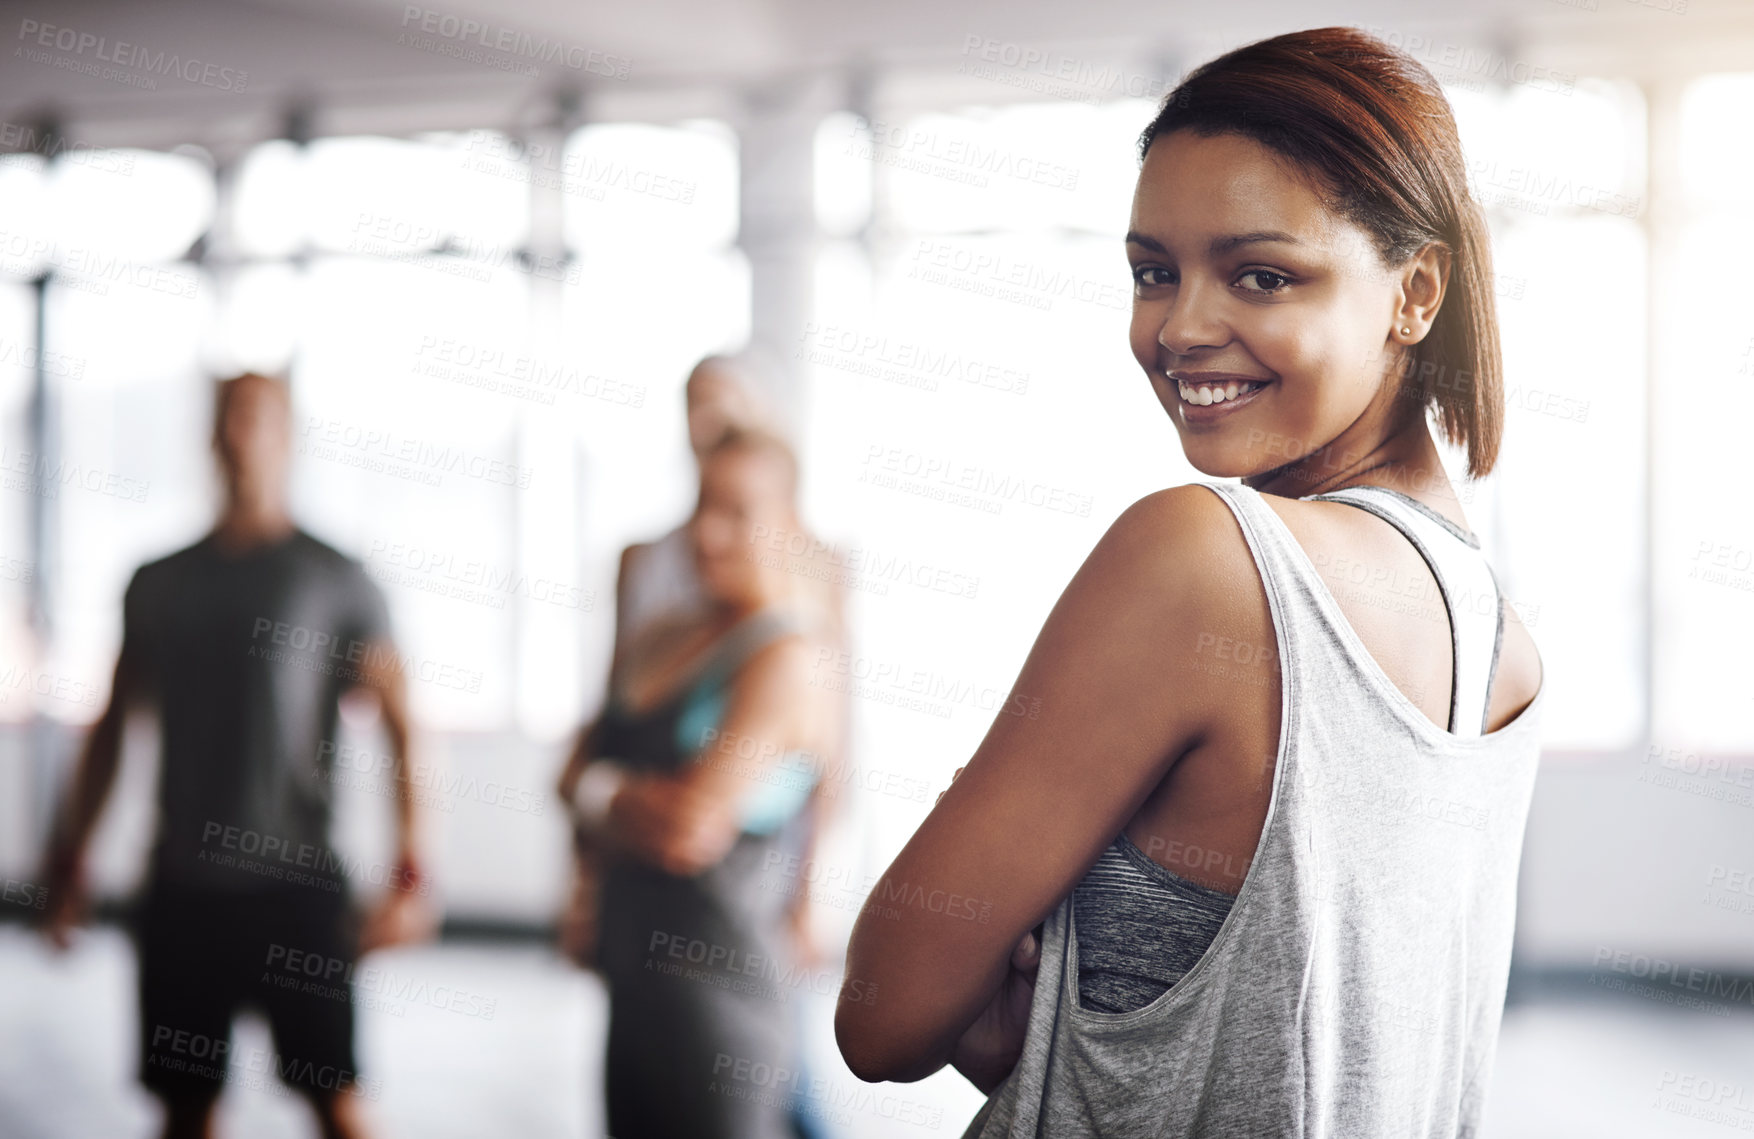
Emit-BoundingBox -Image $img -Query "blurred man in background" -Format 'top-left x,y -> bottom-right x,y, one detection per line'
38,372 -> 432,1139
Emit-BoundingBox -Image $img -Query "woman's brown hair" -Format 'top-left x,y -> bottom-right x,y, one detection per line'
704,423 -> 800,502
1141,26 -> 1503,479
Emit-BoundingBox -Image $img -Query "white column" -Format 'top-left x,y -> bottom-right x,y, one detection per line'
1641,77 -> 1684,752
737,73 -> 839,437
515,105 -> 583,739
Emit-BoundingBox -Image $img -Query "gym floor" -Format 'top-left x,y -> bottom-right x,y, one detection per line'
1,925 -> 1747,1139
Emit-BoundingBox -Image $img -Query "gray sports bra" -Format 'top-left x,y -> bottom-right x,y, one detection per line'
1072,834 -> 1237,1013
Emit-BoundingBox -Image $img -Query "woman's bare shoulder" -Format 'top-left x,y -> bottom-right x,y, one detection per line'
1100,484 -> 1267,594
1098,484 -> 1276,658
1082,484 -> 1279,778
1109,483 -> 1247,555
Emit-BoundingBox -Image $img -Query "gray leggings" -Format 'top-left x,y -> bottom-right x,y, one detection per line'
598,832 -> 802,1139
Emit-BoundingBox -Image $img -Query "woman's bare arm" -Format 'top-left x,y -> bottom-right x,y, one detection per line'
604,634 -> 814,875
559,543 -> 646,806
834,485 -> 1236,1083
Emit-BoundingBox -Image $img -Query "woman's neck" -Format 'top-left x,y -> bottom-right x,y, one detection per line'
1244,415 -> 1456,505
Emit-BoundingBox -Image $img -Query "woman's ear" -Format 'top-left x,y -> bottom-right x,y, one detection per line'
1394,241 -> 1451,342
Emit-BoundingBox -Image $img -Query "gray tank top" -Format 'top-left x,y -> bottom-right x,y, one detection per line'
962,480 -> 1546,1138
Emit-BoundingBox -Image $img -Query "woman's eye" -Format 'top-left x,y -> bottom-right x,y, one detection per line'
1132,266 -> 1174,289
1236,269 -> 1291,294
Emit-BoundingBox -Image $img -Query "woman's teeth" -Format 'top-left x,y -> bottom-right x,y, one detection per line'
1177,380 -> 1265,406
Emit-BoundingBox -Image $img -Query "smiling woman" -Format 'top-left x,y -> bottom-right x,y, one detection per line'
836,25 -> 1546,1138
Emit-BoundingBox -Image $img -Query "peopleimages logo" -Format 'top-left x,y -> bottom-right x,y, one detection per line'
264,942 -> 498,1020
1591,945 -> 1754,1011
298,416 -> 534,490
0,122 -> 132,175
746,525 -> 981,600
366,535 -> 596,612
858,443 -> 1094,517
645,930 -> 880,1005
317,741 -> 548,816
906,239 -> 1130,312
956,35 -> 1178,103
148,1026 -> 384,1100
15,19 -> 250,91
0,229 -> 198,302
1,877 -> 49,910
854,116 -> 1081,192
0,444 -> 150,502
804,651 -> 1041,725
796,321 -> 1031,397
248,618 -> 485,694
710,1051 -> 943,1129
197,822 -> 430,896
397,5 -> 630,78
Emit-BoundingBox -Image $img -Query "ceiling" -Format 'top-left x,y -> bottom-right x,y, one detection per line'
0,0 -> 1745,154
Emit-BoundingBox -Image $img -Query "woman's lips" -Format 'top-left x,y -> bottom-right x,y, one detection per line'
1171,376 -> 1271,423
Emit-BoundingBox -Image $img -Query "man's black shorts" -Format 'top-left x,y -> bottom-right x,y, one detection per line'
134,881 -> 361,1100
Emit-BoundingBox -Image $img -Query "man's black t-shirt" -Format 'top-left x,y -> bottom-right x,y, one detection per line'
122,529 -> 393,893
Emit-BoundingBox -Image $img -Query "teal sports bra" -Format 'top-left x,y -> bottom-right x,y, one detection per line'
603,604 -> 820,836
674,685 -> 818,835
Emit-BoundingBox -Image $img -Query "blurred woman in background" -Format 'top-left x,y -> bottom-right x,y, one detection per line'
557,354 -> 846,974
561,424 -> 843,1139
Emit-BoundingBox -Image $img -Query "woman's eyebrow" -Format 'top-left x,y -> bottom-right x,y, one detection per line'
1208,230 -> 1301,255
1124,229 -> 1303,257
1124,230 -> 1170,254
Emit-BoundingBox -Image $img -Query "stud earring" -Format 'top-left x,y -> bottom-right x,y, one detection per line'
1400,326 -> 1411,336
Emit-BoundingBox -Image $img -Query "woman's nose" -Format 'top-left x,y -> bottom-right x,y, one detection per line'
1156,279 -> 1230,357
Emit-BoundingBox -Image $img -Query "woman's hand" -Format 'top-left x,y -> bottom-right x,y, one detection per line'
559,833 -> 606,968
608,774 -> 739,876
949,924 -> 1044,1095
